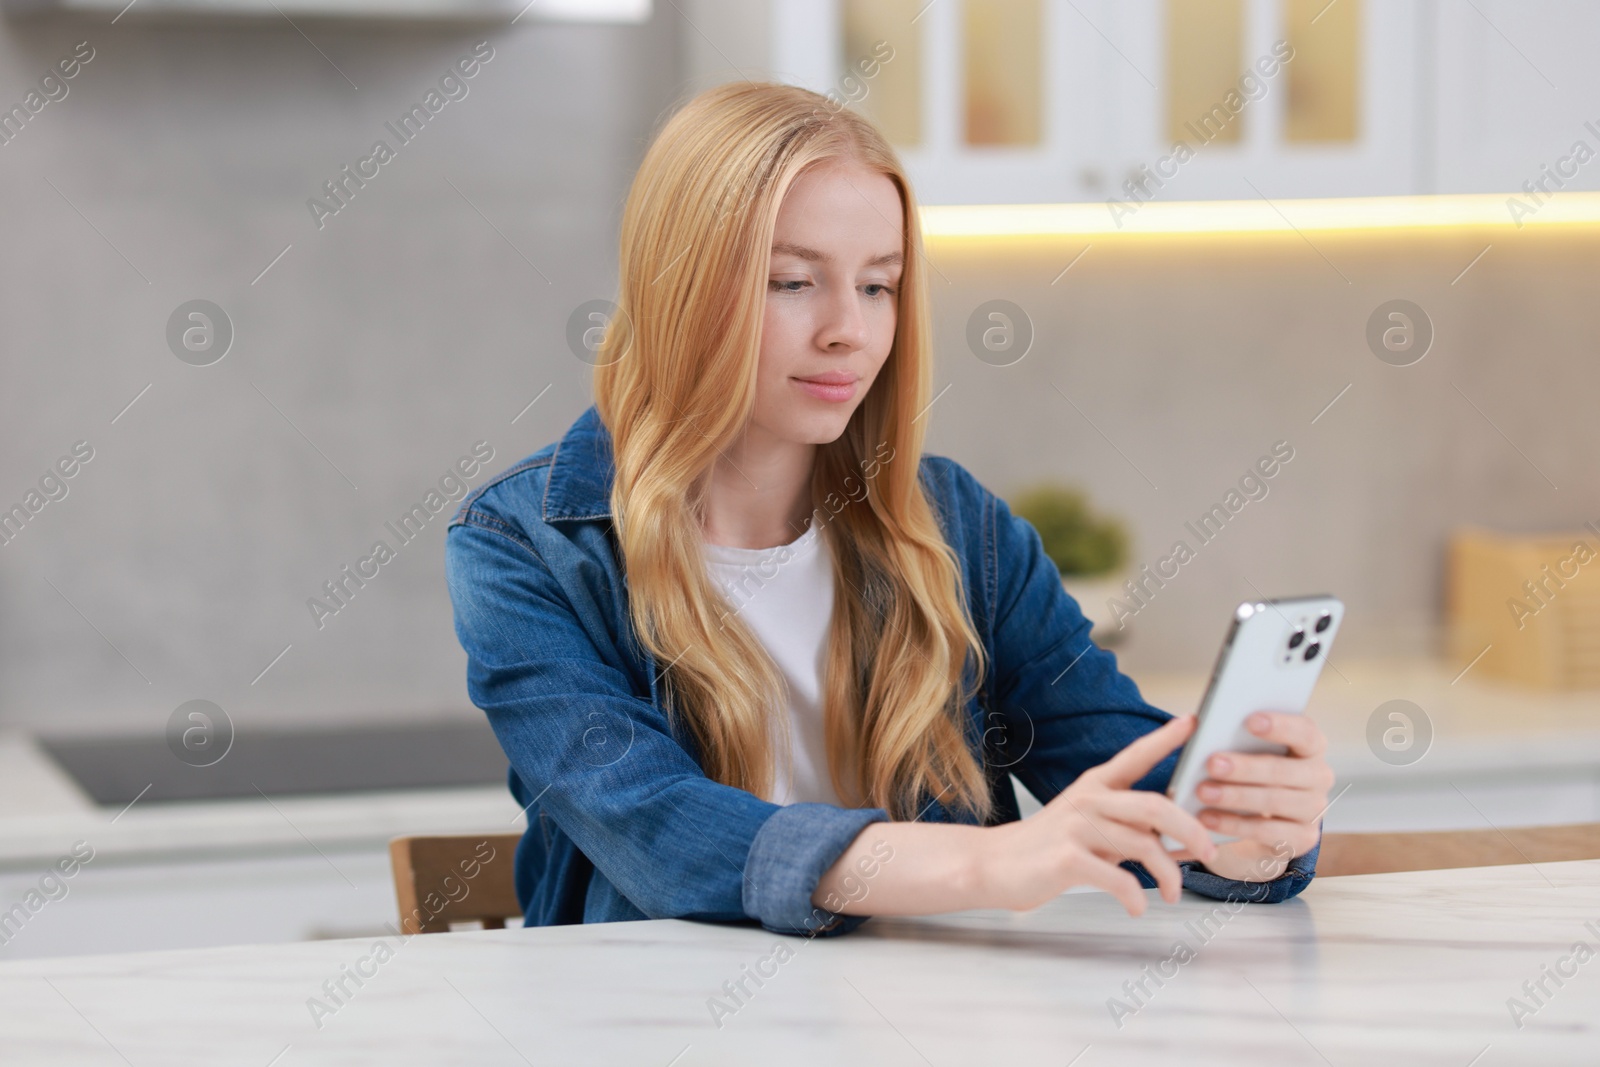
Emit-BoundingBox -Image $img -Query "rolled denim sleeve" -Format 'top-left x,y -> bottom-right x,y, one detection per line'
744,803 -> 889,936
977,475 -> 1317,905
1171,832 -> 1320,902
446,513 -> 884,935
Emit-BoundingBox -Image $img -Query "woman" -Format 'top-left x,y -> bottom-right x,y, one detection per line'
445,81 -> 1331,937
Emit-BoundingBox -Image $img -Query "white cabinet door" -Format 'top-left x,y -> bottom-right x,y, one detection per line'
1431,0 -> 1600,197
808,0 -> 1427,205
1097,0 -> 1426,204
892,0 -> 1113,205
770,0 -> 1111,205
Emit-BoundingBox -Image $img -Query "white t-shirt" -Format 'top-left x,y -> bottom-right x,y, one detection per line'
702,521 -> 841,806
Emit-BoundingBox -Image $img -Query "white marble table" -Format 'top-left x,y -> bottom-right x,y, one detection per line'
2,860 -> 1596,1066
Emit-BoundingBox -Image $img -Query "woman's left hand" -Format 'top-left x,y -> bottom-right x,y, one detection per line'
1176,711 -> 1334,883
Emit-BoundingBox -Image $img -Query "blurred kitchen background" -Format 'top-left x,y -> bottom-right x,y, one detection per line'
1,0 -> 1597,958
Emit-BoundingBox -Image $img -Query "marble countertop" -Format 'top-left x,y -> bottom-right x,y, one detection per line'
0,732 -> 525,870
1,657 -> 1594,870
1137,656 -> 1600,783
0,859 -> 1595,1065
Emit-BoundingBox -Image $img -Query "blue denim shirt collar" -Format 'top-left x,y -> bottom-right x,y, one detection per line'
541,405 -> 615,524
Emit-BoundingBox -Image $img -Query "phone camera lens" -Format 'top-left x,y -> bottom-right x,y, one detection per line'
1315,613 -> 1332,633
1303,642 -> 1321,661
1288,629 -> 1305,649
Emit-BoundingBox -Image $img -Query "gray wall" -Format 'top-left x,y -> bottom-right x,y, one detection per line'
0,11 -> 679,734
923,227 -> 1600,673
1,10 -> 1595,737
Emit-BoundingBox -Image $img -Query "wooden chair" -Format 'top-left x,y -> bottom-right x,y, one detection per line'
1318,822 -> 1600,877
388,833 -> 524,934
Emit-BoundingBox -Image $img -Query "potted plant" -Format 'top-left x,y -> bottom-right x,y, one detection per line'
1008,484 -> 1130,645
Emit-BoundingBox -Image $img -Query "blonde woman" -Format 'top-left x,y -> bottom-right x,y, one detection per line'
445,82 -> 1333,937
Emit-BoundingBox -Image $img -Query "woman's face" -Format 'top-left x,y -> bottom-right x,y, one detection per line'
749,159 -> 904,449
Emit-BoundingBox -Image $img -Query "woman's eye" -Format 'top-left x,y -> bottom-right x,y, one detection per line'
768,279 -> 896,298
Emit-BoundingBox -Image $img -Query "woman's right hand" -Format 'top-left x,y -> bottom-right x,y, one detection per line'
976,715 -> 1217,916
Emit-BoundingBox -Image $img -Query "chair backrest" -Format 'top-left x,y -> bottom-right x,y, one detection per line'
1318,822 -> 1600,878
388,833 -> 524,934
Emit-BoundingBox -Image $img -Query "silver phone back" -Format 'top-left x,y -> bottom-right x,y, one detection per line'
1165,595 -> 1344,840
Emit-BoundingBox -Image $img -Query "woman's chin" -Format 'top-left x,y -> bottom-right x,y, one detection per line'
795,415 -> 856,446
756,407 -> 854,447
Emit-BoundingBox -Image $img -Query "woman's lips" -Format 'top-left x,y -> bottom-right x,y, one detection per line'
793,375 -> 859,403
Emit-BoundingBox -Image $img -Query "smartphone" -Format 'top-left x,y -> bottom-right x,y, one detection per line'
1161,594 -> 1343,851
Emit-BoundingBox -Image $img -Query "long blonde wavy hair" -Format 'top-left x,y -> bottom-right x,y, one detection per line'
593,81 -> 991,822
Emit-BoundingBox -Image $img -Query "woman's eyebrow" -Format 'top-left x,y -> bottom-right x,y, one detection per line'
771,241 -> 902,268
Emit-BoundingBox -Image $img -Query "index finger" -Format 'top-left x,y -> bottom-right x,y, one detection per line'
1094,715 -> 1197,790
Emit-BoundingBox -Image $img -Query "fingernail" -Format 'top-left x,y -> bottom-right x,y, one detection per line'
1210,755 -> 1231,775
1249,714 -> 1270,734
1200,811 -> 1218,826
1198,783 -> 1220,801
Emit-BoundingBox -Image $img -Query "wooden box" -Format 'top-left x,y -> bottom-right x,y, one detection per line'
1446,526 -> 1600,689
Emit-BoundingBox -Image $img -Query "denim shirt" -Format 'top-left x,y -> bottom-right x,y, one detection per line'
445,406 -> 1319,937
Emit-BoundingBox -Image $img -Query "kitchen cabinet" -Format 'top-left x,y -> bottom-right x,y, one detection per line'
686,0 -> 1600,206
